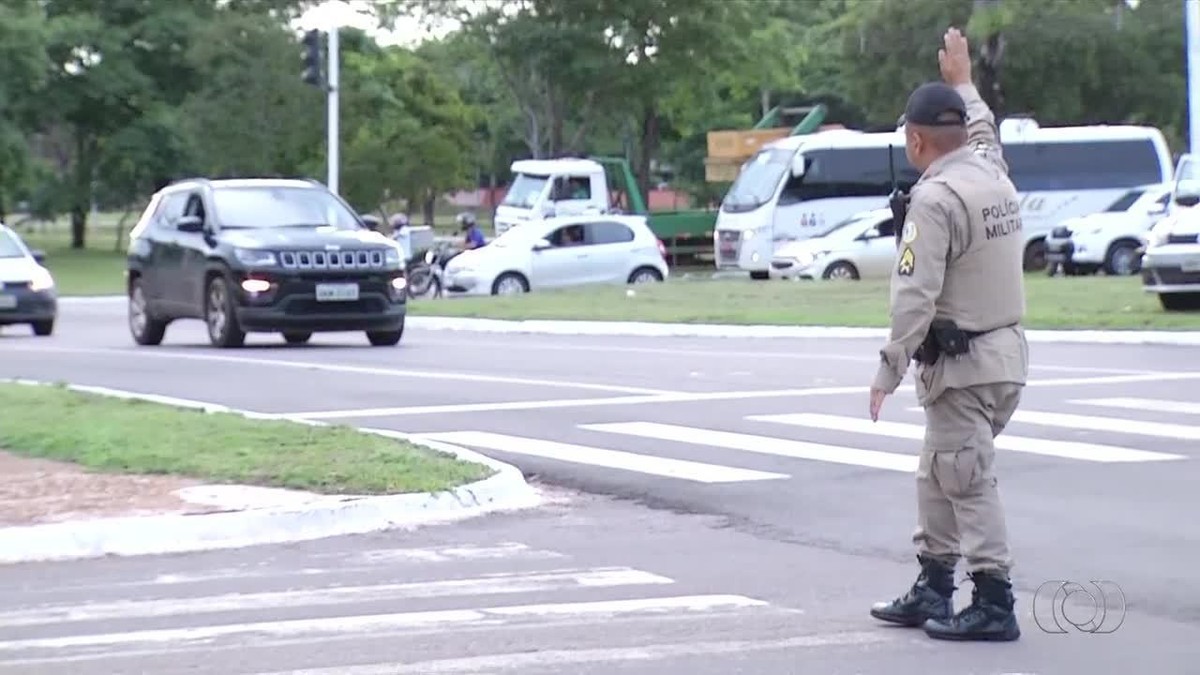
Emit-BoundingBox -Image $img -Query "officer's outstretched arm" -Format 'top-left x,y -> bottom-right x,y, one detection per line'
956,83 -> 1009,174
872,188 -> 952,394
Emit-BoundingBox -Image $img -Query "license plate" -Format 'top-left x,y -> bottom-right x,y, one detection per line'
1182,259 -> 1200,272
0,294 -> 15,310
315,283 -> 359,302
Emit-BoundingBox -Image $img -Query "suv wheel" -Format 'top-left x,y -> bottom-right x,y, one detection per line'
366,328 -> 403,346
205,275 -> 246,348
129,279 -> 168,346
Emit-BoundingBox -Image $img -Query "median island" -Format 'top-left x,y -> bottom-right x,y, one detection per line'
410,274 -> 1200,330
0,383 -> 492,497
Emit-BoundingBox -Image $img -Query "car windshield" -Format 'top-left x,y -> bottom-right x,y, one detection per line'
488,222 -> 543,247
502,174 -> 549,208
0,230 -> 26,258
815,213 -> 880,239
721,148 -> 792,213
211,186 -> 362,230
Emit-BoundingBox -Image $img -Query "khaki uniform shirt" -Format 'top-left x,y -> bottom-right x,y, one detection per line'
872,83 -> 1029,406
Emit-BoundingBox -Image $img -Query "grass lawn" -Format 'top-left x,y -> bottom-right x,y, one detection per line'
0,383 -> 492,495
410,274 -> 1200,330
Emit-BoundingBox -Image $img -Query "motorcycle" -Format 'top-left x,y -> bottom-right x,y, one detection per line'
405,240 -> 459,299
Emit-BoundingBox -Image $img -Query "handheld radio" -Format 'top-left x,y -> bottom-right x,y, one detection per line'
887,144 -> 910,246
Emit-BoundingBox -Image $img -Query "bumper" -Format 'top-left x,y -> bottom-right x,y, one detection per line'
443,271 -> 489,295
0,286 -> 57,324
232,272 -> 407,332
1140,245 -> 1200,293
768,259 -> 817,279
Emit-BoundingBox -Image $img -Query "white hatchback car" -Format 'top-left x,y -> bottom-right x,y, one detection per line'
0,223 -> 57,335
769,208 -> 898,280
442,214 -> 669,295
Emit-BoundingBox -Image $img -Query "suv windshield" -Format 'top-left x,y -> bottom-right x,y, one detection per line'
0,230 -> 26,258
211,186 -> 362,230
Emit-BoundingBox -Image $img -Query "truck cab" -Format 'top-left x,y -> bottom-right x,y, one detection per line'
493,159 -> 609,236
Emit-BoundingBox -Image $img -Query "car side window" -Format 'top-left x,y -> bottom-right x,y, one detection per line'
588,221 -> 635,245
183,192 -> 208,222
547,223 -> 587,247
152,193 -> 189,232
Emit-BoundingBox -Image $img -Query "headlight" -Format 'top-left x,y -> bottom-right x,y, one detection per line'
744,229 -> 756,240
385,247 -> 402,268
1141,223 -> 1172,248
30,266 -> 54,292
234,248 -> 276,266
424,250 -> 435,264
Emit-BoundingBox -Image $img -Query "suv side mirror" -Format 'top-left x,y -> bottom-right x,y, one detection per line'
30,249 -> 46,265
861,227 -> 880,240
177,215 -> 204,232
532,238 -> 552,252
1175,194 -> 1200,208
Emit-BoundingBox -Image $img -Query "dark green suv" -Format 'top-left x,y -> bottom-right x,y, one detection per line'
126,178 -> 407,348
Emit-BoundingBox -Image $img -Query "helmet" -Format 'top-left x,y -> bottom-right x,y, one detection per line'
389,213 -> 409,229
455,212 -> 477,230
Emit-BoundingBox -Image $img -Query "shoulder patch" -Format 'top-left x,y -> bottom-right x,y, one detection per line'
897,246 -> 915,276
901,220 -> 918,244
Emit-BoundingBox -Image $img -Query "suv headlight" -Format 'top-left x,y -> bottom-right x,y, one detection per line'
234,248 -> 277,266
385,247 -> 402,268
30,266 -> 55,292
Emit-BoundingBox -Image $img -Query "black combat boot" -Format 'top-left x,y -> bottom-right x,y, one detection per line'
923,570 -> 1020,641
870,555 -> 955,626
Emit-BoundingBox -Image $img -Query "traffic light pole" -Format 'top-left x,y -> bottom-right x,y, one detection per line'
1188,0 -> 1200,155
326,26 -> 340,194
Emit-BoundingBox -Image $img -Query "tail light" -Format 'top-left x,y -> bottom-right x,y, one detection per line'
657,239 -> 667,258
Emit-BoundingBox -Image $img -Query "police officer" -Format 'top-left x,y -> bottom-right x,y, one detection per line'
867,27 -> 1027,643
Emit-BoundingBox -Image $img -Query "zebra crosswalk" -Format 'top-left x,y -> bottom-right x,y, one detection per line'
421,396 -> 1196,485
0,540 -> 875,674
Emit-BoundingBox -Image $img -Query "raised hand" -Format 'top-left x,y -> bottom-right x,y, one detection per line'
938,27 -> 972,87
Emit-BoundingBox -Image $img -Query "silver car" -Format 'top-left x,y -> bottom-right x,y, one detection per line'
769,209 -> 898,281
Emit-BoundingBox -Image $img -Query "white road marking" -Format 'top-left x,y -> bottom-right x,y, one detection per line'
583,422 -> 918,472
751,413 -> 1185,463
1023,372 -> 1200,387
417,431 -> 788,483
1071,397 -> 1200,416
0,345 -> 673,395
249,633 -> 887,675
281,385 -> 876,419
0,568 -> 673,628
33,544 -> 566,591
429,339 -> 1171,375
0,595 -> 771,652
1008,410 -> 1200,441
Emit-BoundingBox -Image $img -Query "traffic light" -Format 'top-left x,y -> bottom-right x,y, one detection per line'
301,29 -> 322,87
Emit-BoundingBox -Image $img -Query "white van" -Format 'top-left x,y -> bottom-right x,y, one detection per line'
714,119 -> 1175,277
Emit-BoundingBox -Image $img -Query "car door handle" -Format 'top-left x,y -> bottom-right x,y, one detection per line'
576,254 -> 588,258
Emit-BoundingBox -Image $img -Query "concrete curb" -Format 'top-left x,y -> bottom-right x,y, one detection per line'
0,380 -> 543,565
56,296 -> 1200,345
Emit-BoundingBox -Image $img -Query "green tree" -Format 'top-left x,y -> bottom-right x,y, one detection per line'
337,46 -> 476,224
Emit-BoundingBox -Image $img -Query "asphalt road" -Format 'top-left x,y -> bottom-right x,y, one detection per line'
1,298 -> 1198,674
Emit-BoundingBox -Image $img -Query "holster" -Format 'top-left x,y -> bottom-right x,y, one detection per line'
913,318 -> 980,365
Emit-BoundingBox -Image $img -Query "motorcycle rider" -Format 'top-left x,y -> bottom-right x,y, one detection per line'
457,212 -> 486,250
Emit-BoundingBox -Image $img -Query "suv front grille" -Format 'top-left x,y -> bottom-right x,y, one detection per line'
716,230 -> 741,264
279,249 -> 387,270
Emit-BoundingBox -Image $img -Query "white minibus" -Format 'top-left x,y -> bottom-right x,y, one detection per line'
714,119 -> 1175,276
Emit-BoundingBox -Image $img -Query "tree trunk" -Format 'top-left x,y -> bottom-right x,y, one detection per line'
422,190 -> 436,228
69,131 -> 95,250
636,100 -> 660,211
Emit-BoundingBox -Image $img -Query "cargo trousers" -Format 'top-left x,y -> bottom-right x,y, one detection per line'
913,381 -> 1022,575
